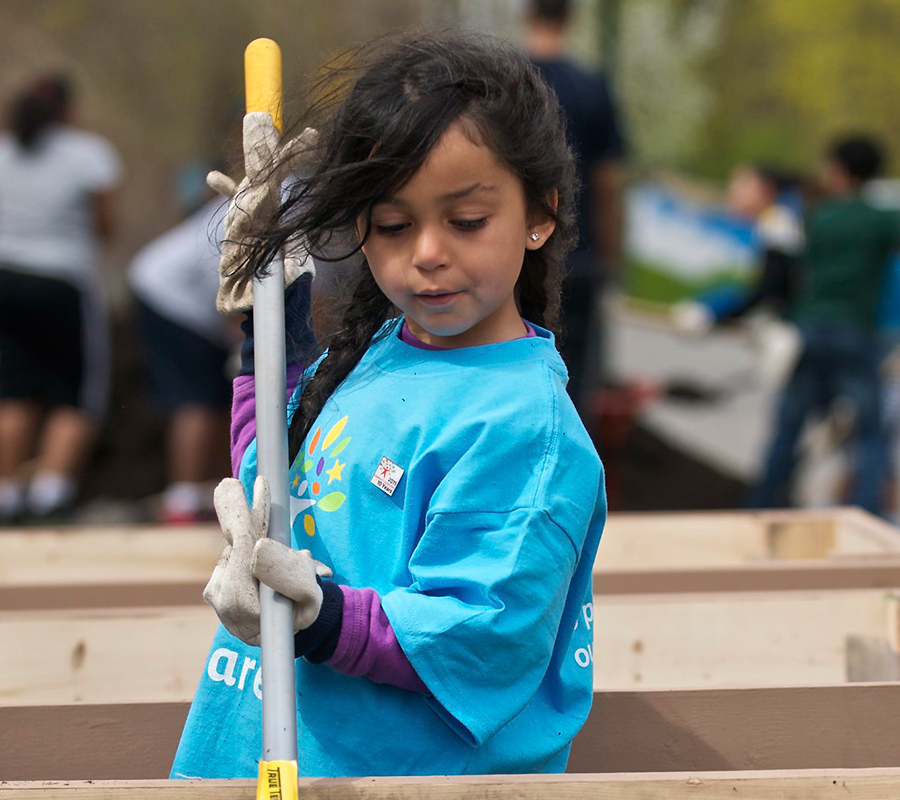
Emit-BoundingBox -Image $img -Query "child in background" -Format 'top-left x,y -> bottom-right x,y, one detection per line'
721,164 -> 803,323
172,33 -> 606,779
749,136 -> 900,515
671,164 -> 805,388
127,173 -> 236,525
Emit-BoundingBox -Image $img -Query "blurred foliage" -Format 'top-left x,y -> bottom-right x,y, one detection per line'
673,0 -> 900,179
597,0 -> 900,181
616,0 -> 723,175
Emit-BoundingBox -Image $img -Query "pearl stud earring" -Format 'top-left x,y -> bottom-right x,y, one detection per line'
529,233 -> 540,241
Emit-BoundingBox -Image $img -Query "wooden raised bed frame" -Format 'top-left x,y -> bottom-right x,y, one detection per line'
2,585 -> 899,704
2,508 -> 900,612
3,684 -> 900,781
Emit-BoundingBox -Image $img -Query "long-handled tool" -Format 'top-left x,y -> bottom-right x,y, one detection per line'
245,37 -> 299,800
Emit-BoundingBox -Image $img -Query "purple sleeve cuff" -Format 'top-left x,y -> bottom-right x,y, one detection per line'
229,364 -> 305,478
327,585 -> 428,695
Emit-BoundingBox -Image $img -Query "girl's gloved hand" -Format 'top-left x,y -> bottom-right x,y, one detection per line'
206,114 -> 318,315
203,476 -> 332,647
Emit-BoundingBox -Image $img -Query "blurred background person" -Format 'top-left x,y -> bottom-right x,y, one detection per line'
525,0 -> 627,414
749,136 -> 900,515
0,74 -> 121,524
672,163 -> 806,389
720,164 -> 804,325
127,163 -> 234,525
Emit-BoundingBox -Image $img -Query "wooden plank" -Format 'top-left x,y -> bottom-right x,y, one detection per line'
573,684 -> 900,773
595,508 -> 900,571
833,507 -> 900,552
596,511 -> 771,568
8,555 -> 900,613
4,685 -> 900,781
3,509 -> 896,586
3,589 -> 898,704
767,517 -> 835,559
8,555 -> 900,612
0,582 -> 205,611
594,557 -> 900,594
0,606 -> 216,705
0,702 -> 189,780
1,511 -> 897,612
592,589 -> 900,689
0,526 -> 222,587
4,770 -> 900,799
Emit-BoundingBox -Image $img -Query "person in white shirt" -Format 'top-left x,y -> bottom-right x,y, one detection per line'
128,183 -> 234,524
0,74 -> 122,523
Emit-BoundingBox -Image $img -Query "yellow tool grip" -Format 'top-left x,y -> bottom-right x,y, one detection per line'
256,759 -> 298,800
245,38 -> 283,133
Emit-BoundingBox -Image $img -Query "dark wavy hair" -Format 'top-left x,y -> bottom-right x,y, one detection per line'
9,75 -> 71,151
241,32 -> 577,463
828,135 -> 885,183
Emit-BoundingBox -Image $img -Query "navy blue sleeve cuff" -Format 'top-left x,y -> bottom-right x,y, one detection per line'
237,275 -> 317,377
294,578 -> 344,663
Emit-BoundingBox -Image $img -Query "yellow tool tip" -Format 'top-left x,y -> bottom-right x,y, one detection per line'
245,38 -> 283,132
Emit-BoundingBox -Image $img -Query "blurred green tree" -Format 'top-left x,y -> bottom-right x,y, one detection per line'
689,0 -> 900,179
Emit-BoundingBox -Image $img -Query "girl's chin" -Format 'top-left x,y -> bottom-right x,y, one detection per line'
405,310 -> 475,339
411,322 -> 475,341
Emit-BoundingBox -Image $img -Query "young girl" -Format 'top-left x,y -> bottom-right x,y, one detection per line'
172,32 -> 606,779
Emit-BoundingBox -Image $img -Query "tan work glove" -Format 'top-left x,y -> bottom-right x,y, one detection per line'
206,113 -> 318,314
203,476 -> 332,647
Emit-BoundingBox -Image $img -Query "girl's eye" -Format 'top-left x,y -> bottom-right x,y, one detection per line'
452,218 -> 488,231
374,223 -> 409,235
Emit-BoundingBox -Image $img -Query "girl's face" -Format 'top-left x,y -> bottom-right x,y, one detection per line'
359,121 -> 556,349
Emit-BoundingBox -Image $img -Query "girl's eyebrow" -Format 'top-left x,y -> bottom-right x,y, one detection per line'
378,183 -> 499,207
439,182 -> 499,201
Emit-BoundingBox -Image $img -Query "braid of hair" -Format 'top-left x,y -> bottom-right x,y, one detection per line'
287,267 -> 394,463
517,250 -> 562,340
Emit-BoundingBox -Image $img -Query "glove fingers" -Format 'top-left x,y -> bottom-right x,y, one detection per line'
203,555 -> 262,647
207,170 -> 237,199
314,560 -> 333,578
243,112 -> 280,178
251,539 -> 318,600
249,475 -> 270,542
275,127 -> 319,181
213,478 -> 252,546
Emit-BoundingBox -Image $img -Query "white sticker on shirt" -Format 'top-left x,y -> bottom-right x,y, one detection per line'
371,456 -> 404,496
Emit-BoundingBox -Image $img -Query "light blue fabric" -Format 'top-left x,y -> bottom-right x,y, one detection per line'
171,320 -> 606,778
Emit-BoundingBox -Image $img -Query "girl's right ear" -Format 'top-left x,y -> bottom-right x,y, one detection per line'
354,211 -> 369,244
356,213 -> 374,262
525,189 -> 559,251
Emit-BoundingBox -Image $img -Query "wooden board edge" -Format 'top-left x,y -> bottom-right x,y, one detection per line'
5,769 -> 900,799
594,559 -> 900,594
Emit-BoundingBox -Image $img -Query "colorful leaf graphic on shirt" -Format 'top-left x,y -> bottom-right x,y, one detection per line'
289,415 -> 350,536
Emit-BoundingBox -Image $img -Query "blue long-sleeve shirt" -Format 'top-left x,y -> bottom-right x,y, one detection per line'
171,319 -> 606,778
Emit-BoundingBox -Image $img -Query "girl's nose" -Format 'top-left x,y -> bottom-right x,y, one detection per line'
412,226 -> 447,271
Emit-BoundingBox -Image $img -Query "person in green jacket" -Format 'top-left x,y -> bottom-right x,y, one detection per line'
749,136 -> 900,515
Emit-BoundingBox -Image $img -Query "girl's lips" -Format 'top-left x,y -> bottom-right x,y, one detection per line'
415,291 -> 461,307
